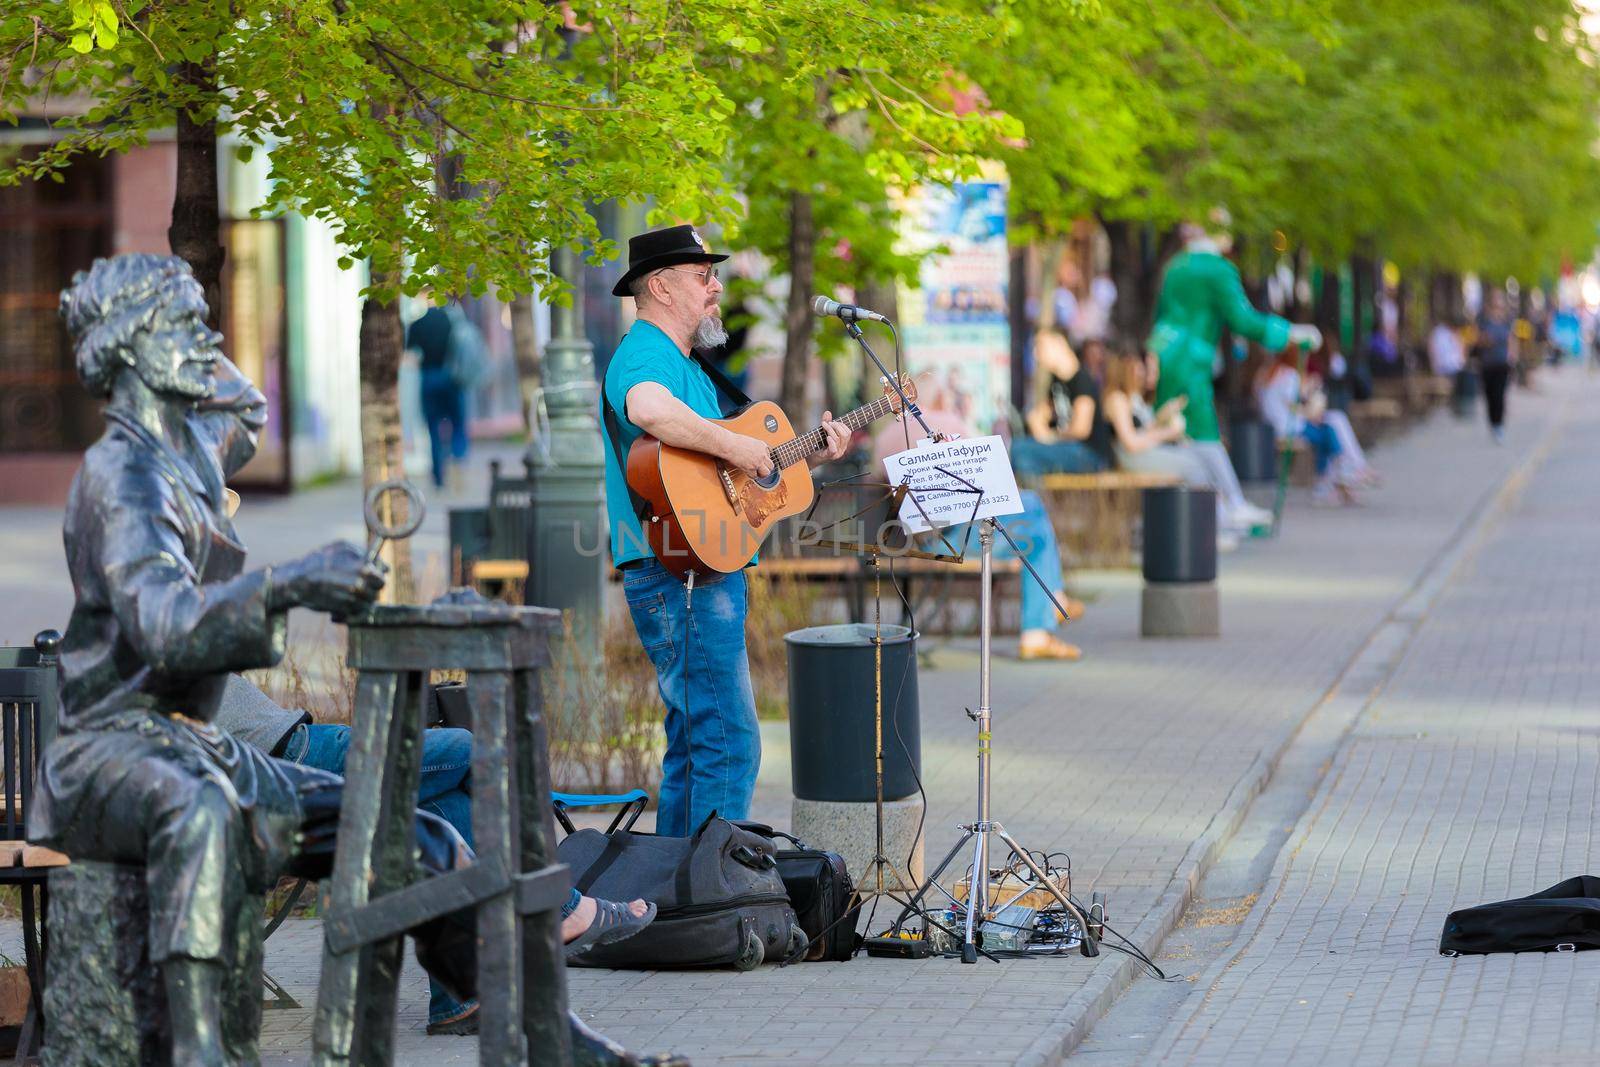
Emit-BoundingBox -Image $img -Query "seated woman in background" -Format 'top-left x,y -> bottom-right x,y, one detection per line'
1255,348 -> 1377,505
1012,328 -> 1113,476
1100,350 -> 1273,537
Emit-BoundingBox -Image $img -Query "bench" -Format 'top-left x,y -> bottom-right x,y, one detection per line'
1348,396 -> 1405,444
755,553 -> 1025,635
0,631 -> 60,1054
1027,470 -> 1181,568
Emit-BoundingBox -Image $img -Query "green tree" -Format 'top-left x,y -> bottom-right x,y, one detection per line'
702,3 -> 1021,414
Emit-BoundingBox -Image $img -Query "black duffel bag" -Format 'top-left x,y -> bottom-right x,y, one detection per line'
1441,876 -> 1600,955
736,822 -> 860,962
558,814 -> 805,970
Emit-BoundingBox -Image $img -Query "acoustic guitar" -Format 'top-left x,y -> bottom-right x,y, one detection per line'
625,376 -> 917,580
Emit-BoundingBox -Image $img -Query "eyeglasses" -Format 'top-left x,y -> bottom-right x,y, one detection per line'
659,265 -> 720,285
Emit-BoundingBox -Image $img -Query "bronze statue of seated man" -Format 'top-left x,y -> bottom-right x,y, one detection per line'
32,254 -> 671,1066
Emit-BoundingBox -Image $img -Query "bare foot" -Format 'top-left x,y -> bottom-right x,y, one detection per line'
561,895 -> 651,943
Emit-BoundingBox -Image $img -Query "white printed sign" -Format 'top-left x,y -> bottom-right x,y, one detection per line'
881,435 -> 1024,533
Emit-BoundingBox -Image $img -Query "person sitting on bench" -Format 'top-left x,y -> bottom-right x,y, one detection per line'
1101,350 -> 1262,546
1011,328 -> 1113,477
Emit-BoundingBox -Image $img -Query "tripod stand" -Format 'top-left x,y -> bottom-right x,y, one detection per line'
891,518 -> 1100,963
819,314 -> 1100,962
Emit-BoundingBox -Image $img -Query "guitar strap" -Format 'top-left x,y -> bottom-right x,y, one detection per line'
600,347 -> 753,524
688,349 -> 752,413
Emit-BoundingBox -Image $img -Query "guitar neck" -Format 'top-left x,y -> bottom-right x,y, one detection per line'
770,393 -> 900,470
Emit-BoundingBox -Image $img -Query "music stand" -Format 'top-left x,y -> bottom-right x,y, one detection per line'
877,456 -> 1101,963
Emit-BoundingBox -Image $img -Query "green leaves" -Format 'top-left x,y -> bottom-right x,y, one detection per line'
66,0 -> 119,53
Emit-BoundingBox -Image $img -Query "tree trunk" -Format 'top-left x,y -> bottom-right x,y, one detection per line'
781,190 -> 816,417
853,272 -> 901,408
359,283 -> 414,603
509,291 -> 541,417
168,62 -> 225,332
1314,263 -> 1341,340
1102,219 -> 1147,348
1034,239 -> 1065,330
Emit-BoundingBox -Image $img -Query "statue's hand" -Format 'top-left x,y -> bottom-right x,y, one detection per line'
270,541 -> 386,616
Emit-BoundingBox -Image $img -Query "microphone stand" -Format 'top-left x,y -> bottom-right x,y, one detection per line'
845,321 -> 936,442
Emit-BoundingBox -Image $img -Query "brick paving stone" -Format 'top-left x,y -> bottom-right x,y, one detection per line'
0,382 -> 1564,1064
1145,371 -> 1600,1067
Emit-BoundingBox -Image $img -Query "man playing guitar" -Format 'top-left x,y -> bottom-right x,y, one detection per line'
601,225 -> 849,837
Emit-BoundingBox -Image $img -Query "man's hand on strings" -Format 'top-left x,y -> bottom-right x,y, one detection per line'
809,412 -> 852,467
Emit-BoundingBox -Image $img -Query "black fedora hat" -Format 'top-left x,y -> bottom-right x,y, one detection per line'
611,224 -> 729,298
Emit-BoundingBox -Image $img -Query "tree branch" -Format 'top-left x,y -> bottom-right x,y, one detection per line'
369,38 -> 650,117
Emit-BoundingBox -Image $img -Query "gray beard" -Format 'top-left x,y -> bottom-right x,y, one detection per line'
693,315 -> 728,349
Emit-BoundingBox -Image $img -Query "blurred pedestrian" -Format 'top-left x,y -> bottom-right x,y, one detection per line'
405,299 -> 484,489
1428,317 -> 1465,378
1475,289 -> 1517,444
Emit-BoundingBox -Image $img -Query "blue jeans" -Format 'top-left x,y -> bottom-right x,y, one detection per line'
948,491 -> 1064,634
1010,437 -> 1105,477
622,559 -> 761,838
420,366 -> 469,488
1300,423 -> 1341,476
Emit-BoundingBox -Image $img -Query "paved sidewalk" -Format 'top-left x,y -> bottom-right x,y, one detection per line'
1146,372 -> 1600,1066
0,378 -> 1565,1065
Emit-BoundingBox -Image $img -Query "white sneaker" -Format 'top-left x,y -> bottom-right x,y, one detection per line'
1216,530 -> 1241,553
1230,502 -> 1274,527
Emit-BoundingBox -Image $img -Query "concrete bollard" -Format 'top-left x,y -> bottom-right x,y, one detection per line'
1228,419 -> 1279,484
1141,486 -> 1220,638
785,624 -> 924,890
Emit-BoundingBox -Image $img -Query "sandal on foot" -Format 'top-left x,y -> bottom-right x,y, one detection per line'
1018,635 -> 1082,661
564,898 -> 657,961
426,1003 -> 479,1036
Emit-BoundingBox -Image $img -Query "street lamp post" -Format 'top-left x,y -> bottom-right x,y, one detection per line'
526,245 -> 607,659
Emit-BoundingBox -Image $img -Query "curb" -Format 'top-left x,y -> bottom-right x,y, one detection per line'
1016,392 -> 1576,1067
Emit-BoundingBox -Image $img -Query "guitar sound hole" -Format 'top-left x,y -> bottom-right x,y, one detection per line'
755,468 -> 782,490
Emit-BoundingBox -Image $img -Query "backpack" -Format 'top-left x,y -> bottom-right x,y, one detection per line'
444,304 -> 490,390
557,815 -> 805,970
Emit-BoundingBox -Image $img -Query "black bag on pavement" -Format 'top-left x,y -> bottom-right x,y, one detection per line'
737,822 -> 860,962
1440,876 -> 1600,955
557,815 -> 805,970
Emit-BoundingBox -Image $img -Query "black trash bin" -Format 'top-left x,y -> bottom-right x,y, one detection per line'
1228,419 -> 1278,484
785,624 -> 921,803
1142,486 -> 1217,584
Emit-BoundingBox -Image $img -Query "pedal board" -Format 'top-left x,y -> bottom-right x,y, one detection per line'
863,935 -> 935,959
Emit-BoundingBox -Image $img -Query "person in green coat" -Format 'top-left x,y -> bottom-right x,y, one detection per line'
1147,214 -> 1320,531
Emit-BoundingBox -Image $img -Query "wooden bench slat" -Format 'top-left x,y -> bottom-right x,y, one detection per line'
1033,471 -> 1180,491
21,845 -> 68,868
469,559 -> 530,582
0,840 -> 24,867
754,557 -> 859,576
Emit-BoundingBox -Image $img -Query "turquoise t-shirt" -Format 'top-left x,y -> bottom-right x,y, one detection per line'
601,321 -> 725,568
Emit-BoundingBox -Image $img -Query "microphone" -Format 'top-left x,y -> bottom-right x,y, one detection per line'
812,295 -> 889,324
